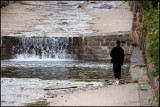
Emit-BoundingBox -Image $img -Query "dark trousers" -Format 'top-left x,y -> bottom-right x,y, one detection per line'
113,64 -> 122,79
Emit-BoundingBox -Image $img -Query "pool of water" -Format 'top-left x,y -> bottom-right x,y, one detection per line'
1,60 -> 130,81
1,60 -> 131,106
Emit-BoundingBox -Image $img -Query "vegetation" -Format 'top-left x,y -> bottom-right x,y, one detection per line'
143,7 -> 159,77
124,1 -> 159,105
133,1 -> 159,105
139,1 -> 159,77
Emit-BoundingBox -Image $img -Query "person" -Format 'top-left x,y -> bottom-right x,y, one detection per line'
110,40 -> 124,85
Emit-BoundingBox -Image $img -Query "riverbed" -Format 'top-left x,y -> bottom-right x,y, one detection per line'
1,1 -> 132,106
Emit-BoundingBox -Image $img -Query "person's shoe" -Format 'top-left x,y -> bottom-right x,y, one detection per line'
112,81 -> 119,85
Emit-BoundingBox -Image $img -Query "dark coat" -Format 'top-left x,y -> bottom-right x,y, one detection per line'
110,46 -> 124,65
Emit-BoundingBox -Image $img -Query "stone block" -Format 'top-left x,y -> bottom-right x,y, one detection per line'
91,46 -> 101,50
94,37 -> 104,41
82,42 -> 87,45
84,37 -> 104,42
121,43 -> 124,47
109,35 -> 117,38
133,17 -> 137,22
102,50 -> 107,54
101,46 -> 107,50
109,41 -> 116,46
128,46 -> 134,55
102,50 -> 107,58
88,41 -> 100,46
107,49 -> 111,54
132,23 -> 137,31
112,37 -> 118,41
133,22 -> 137,27
86,49 -> 92,54
81,54 -> 93,58
84,58 -> 98,61
101,42 -> 109,46
108,46 -> 114,50
121,40 -> 126,43
93,54 -> 102,58
78,49 -> 85,54
125,38 -> 132,42
131,42 -> 137,46
139,13 -> 142,18
130,63 -> 148,81
125,34 -> 130,38
92,49 -> 102,54
118,35 -> 123,38
105,37 -> 112,41
127,42 -> 130,46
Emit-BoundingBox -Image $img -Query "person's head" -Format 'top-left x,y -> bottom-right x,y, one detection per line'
115,40 -> 120,46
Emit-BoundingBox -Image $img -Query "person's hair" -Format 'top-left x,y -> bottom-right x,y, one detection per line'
116,40 -> 120,46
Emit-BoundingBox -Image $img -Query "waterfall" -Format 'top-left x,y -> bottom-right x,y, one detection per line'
11,37 -> 76,61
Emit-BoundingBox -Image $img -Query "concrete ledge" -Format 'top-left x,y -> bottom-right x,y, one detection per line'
129,47 -> 154,106
130,47 -> 147,81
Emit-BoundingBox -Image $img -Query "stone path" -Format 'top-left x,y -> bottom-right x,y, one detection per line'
48,83 -> 140,106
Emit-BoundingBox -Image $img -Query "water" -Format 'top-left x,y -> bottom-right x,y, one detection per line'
5,1 -> 116,61
8,2 -> 95,38
1,60 -> 131,106
6,1 -> 96,60
1,1 -> 131,106
11,37 -> 76,60
1,61 -> 130,80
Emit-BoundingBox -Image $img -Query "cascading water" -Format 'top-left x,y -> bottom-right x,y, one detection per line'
11,37 -> 76,61
6,1 -> 96,61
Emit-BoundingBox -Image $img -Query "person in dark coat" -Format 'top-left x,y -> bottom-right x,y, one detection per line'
110,40 -> 124,85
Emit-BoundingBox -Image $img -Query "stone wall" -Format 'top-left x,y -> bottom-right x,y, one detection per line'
1,31 -> 134,61
131,1 -> 159,93
130,1 -> 143,46
1,36 -> 18,59
75,31 -> 134,61
129,1 -> 159,105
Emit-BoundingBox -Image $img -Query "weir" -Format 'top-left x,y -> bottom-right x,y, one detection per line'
1,31 -> 133,61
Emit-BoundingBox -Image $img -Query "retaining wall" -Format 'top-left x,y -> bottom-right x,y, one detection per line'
75,32 -> 134,61
1,31 -> 135,61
